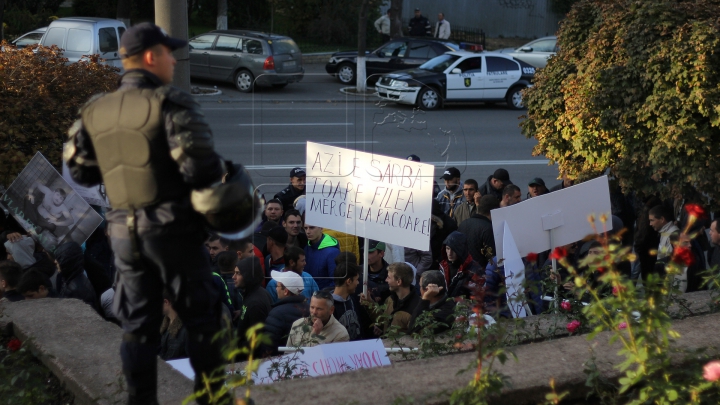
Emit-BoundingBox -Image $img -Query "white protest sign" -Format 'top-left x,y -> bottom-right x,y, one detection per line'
491,176 -> 613,259
502,222 -> 528,318
305,142 -> 433,251
166,358 -> 194,380
254,339 -> 391,384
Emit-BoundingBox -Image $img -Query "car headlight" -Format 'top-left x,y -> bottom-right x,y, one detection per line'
390,80 -> 409,88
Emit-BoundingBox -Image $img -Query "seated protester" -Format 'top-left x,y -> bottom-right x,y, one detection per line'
366,262 -> 421,335
17,269 -> 58,299
84,255 -> 114,307
262,271 -> 310,356
287,291 -> 349,347
216,251 -> 240,311
159,291 -> 189,361
4,235 -> 37,269
265,226 -> 289,276
439,231 -> 485,299
409,270 -> 456,334
331,261 -> 372,341
483,258 -> 512,319
54,242 -> 100,313
266,247 -> 319,303
233,257 -> 273,356
0,260 -> 25,302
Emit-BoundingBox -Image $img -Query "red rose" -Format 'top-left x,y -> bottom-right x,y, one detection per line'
560,301 -> 572,311
7,338 -> 21,352
526,252 -> 539,262
549,247 -> 568,260
684,204 -> 707,219
672,247 -> 695,267
612,286 -> 626,296
597,267 -> 607,274
566,320 -> 581,334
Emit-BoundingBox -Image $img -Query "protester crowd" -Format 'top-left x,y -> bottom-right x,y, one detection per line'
1,161 -> 719,363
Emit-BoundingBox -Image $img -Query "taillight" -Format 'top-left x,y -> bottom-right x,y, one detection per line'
263,56 -> 275,70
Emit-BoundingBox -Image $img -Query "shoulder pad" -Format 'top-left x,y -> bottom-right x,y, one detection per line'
78,92 -> 107,114
155,85 -> 199,109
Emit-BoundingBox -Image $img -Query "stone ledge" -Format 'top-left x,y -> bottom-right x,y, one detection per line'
249,311 -> 720,405
0,299 -> 193,405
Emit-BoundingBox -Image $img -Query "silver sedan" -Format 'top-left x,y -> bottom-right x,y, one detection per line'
496,36 -> 557,68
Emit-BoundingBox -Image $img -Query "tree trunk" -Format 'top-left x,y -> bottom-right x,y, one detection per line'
116,0 -> 131,28
217,0 -> 227,30
389,0 -> 403,38
356,0 -> 369,92
155,0 -> 191,92
0,0 -> 6,42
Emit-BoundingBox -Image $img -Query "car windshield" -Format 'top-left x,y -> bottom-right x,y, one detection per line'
270,38 -> 300,55
419,54 -> 461,73
442,42 -> 460,51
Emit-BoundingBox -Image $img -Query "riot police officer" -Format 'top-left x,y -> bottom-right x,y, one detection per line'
66,23 -> 230,405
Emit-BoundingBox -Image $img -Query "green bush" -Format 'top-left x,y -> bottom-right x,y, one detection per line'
521,0 -> 720,208
0,43 -> 118,188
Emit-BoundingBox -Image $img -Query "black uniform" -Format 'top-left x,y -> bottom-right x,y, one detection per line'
67,69 -> 226,404
274,184 -> 304,213
408,15 -> 431,36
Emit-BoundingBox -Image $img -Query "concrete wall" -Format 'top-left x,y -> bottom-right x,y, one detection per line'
396,0 -> 563,38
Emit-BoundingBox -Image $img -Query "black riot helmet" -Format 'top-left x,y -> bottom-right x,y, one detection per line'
191,163 -> 262,239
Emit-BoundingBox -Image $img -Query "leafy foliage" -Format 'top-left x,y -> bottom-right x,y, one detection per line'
521,0 -> 720,208
0,43 -> 118,187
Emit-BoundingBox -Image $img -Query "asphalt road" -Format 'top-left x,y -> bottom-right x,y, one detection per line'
193,64 -> 559,199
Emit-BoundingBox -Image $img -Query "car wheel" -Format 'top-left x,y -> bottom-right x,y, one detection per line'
235,70 -> 255,93
506,86 -> 526,110
417,87 -> 441,110
272,83 -> 288,89
337,63 -> 356,85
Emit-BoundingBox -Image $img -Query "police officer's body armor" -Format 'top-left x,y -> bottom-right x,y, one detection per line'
81,87 -> 188,210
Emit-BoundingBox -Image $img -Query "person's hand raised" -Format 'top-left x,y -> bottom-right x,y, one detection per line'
312,316 -> 323,335
422,283 -> 443,300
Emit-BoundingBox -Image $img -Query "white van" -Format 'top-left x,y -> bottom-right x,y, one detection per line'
40,17 -> 126,70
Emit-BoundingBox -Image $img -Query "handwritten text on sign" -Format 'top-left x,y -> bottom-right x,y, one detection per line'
254,340 -> 391,384
305,142 -> 433,250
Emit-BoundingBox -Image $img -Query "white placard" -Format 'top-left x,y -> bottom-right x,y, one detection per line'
1,152 -> 104,252
502,222 -> 528,318
491,176 -> 613,259
166,358 -> 194,380
255,339 -> 391,384
305,142 -> 433,251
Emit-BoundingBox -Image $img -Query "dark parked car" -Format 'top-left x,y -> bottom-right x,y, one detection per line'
189,30 -> 304,92
325,37 -> 460,84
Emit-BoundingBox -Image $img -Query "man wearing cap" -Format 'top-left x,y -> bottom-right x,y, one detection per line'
275,168 -> 306,213
527,178 -> 549,199
436,167 -> 465,218
262,270 -> 309,355
408,8 -> 431,36
479,168 -> 513,201
65,22 -> 229,404
366,240 -> 391,302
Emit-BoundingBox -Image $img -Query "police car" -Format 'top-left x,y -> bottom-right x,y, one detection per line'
375,51 -> 536,110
